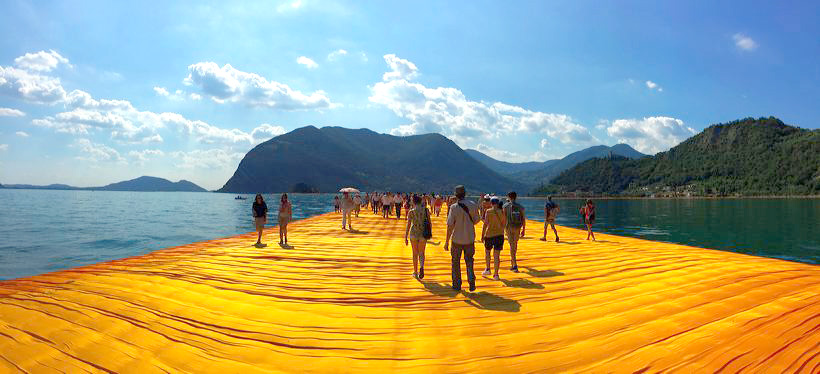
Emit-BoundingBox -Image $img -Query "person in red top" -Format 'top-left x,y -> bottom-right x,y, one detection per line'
580,199 -> 596,241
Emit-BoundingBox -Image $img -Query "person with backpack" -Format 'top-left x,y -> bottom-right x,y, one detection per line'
581,199 -> 596,241
353,193 -> 362,217
503,191 -> 526,273
481,197 -> 506,280
444,185 -> 480,292
405,195 -> 432,279
541,196 -> 560,242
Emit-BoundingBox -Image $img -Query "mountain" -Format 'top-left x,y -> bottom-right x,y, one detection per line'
464,149 -> 551,174
218,126 -> 526,194
467,144 -> 645,189
96,176 -> 207,192
467,145 -> 646,187
0,183 -> 81,190
547,117 -> 820,196
0,177 -> 207,192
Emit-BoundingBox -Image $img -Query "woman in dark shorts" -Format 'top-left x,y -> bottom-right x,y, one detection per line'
581,199 -> 596,241
252,194 -> 268,246
279,193 -> 292,245
481,197 -> 506,280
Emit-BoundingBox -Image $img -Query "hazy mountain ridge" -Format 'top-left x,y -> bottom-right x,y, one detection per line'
466,144 -> 646,188
0,176 -> 207,192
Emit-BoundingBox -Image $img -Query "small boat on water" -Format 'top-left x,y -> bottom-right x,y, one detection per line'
235,196 -> 247,200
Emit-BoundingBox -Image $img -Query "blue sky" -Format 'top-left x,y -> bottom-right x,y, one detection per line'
1,0 -> 818,190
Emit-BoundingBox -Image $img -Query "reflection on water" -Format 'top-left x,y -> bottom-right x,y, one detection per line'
0,190 -> 336,280
0,190 -> 817,280
517,197 -> 819,266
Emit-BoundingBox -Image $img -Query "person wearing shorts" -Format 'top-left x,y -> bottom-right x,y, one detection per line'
541,196 -> 560,242
252,194 -> 268,247
481,197 -> 505,280
278,193 -> 292,245
503,191 -> 526,272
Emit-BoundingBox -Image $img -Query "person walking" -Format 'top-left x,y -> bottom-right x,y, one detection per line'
353,194 -> 362,217
279,193 -> 292,245
503,191 -> 526,273
581,199 -> 596,241
481,197 -> 505,280
433,195 -> 443,217
444,185 -> 480,292
541,196 -> 560,242
394,192 -> 403,219
381,193 -> 392,218
252,194 -> 268,247
404,195 -> 431,279
341,192 -> 354,231
333,195 -> 340,213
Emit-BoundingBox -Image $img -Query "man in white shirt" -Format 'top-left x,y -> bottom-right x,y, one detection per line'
393,193 -> 403,219
372,193 -> 380,214
381,193 -> 392,218
444,185 -> 480,292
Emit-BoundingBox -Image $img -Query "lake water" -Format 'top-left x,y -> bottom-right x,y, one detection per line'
0,190 -> 817,280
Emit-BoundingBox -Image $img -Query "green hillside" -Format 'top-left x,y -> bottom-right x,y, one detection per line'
544,117 -> 820,196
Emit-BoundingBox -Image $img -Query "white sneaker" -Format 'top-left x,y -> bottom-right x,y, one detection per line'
482,269 -> 491,276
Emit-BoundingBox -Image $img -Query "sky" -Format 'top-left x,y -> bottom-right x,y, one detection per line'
1,0 -> 818,190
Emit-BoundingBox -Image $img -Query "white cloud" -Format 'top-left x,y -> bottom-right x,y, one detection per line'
360,52 -> 368,62
327,49 -> 348,61
15,131 -> 29,137
645,80 -> 663,92
0,65 -> 67,104
184,62 -> 334,110
475,144 -> 551,163
129,149 -> 165,164
0,144 -> 7,151
13,50 -> 70,72
296,56 -> 318,69
382,54 -> 418,81
189,93 -> 202,100
733,33 -> 758,51
251,124 -> 286,143
73,138 -> 126,164
606,116 -> 696,154
540,139 -> 549,148
35,89 -> 259,145
276,0 -> 303,13
370,54 -> 596,146
0,107 -> 25,117
153,86 -> 170,96
171,148 -> 244,169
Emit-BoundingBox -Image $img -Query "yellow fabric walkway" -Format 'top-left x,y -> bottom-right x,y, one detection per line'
1,210 -> 819,373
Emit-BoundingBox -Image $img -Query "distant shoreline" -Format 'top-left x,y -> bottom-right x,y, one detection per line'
3,187 -> 819,199
522,195 -> 820,200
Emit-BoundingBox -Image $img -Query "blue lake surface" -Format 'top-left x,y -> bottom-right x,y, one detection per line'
0,189 -> 817,280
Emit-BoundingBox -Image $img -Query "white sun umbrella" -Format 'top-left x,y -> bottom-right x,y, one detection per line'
339,187 -> 360,193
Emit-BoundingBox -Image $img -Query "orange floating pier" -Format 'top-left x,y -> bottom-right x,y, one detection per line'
1,212 -> 818,373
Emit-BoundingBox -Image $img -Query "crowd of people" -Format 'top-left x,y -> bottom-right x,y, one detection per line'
251,187 -> 598,292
